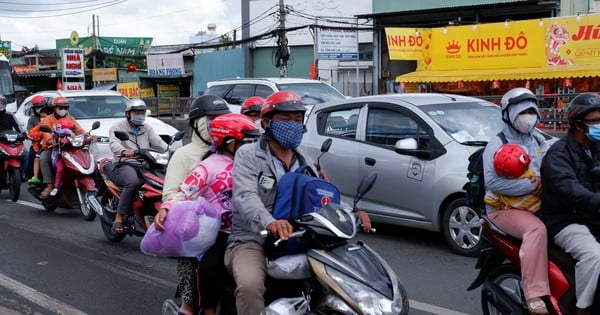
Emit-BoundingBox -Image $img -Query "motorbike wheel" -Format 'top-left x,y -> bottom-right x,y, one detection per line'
161,299 -> 179,315
7,167 -> 21,202
42,202 -> 57,212
99,192 -> 126,243
482,264 -> 526,315
78,190 -> 97,221
441,198 -> 483,257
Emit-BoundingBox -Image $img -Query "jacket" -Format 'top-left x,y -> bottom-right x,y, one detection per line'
162,116 -> 211,201
38,114 -> 85,149
108,119 -> 168,164
226,138 -> 318,248
538,132 -> 600,237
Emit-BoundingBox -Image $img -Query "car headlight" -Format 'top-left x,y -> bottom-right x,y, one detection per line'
149,150 -> 169,165
326,266 -> 408,315
95,136 -> 110,143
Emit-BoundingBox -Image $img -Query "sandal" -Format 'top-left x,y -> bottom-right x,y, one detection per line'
39,187 -> 53,199
526,297 -> 549,315
112,221 -> 125,234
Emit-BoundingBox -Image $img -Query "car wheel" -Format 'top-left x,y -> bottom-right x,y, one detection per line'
441,198 -> 483,256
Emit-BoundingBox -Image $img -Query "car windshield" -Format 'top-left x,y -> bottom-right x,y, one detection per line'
275,82 -> 345,105
420,101 -> 503,144
66,95 -> 128,119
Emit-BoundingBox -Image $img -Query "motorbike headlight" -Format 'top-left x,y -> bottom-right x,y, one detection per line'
5,134 -> 17,142
149,151 -> 169,165
326,266 -> 408,315
69,135 -> 85,147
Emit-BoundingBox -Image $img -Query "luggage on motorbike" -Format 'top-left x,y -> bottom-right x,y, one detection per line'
266,253 -> 311,280
140,198 -> 221,259
465,132 -> 507,211
262,296 -> 309,315
269,164 -> 340,258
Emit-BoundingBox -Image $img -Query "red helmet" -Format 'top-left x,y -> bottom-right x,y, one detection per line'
57,117 -> 74,130
241,96 -> 265,116
493,144 -> 531,179
209,113 -> 260,146
31,95 -> 48,108
260,91 -> 306,118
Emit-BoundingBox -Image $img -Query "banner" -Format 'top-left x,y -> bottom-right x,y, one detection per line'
63,82 -> 85,91
118,82 -> 140,98
147,54 -> 184,77
92,68 -> 117,81
385,28 -> 429,61
543,14 -> 600,66
62,48 -> 85,78
317,28 -> 358,60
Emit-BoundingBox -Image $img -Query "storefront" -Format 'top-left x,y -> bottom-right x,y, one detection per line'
388,13 -> 600,134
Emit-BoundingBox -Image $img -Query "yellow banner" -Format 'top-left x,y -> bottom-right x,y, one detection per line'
92,68 -> 117,81
117,82 -> 139,98
385,28 -> 430,61
544,14 -> 600,66
429,20 -> 546,70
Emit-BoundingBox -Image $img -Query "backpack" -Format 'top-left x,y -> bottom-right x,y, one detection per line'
465,132 -> 507,211
267,164 -> 341,258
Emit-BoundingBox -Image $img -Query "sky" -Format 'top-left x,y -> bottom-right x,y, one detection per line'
0,0 -> 241,51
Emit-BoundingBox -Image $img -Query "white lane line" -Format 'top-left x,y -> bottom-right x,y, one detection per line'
0,272 -> 87,315
12,200 -> 45,211
410,299 -> 470,315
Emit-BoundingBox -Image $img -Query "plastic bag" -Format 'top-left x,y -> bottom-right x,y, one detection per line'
262,296 -> 309,315
266,254 -> 311,280
140,198 -> 221,260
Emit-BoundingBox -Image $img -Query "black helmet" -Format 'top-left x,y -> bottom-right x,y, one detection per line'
188,94 -> 231,121
567,92 -> 600,125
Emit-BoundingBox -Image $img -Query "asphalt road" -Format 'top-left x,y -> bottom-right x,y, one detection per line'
0,183 -> 482,314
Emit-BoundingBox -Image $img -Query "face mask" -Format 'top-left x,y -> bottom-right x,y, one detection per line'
56,109 -> 68,117
587,124 -> 600,142
130,113 -> 146,126
268,120 -> 306,149
206,119 -> 213,133
513,113 -> 538,133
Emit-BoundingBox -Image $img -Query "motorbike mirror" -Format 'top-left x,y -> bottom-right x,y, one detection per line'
160,134 -> 172,144
39,125 -> 52,133
353,172 -> 377,210
320,138 -> 332,153
114,130 -> 130,141
173,131 -> 185,142
91,121 -> 101,130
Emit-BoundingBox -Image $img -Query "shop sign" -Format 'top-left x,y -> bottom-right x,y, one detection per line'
385,28 -> 430,63
62,48 -> 85,78
92,68 -> 117,81
544,14 -> 600,66
118,82 -> 140,98
63,82 -> 85,91
12,65 -> 37,74
317,28 -> 358,60
56,35 -> 152,69
0,41 -> 10,62
147,54 -> 184,77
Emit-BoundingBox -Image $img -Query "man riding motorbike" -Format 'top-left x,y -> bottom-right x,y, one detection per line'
108,98 -> 168,234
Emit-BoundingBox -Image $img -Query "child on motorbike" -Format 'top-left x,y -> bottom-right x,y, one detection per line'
25,95 -> 49,183
27,103 -> 56,185
154,113 -> 260,315
484,143 -> 541,213
46,118 -> 76,197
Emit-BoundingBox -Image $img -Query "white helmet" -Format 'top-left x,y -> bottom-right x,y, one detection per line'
125,98 -> 147,112
500,88 -> 537,112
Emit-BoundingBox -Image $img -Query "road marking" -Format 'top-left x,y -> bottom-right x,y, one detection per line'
410,300 -> 470,315
0,272 -> 87,315
12,200 -> 45,211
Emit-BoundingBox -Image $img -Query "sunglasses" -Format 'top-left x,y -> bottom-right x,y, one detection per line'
57,105 -> 70,109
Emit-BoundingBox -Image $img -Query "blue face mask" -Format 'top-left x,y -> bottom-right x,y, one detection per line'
588,124 -> 600,142
206,119 -> 212,133
268,120 -> 306,149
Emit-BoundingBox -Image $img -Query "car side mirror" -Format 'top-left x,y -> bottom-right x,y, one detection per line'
394,138 -> 431,159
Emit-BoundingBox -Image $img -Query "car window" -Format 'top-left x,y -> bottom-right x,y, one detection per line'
255,84 -> 274,98
276,82 -> 345,105
66,95 -> 128,119
223,84 -> 254,105
323,108 -> 360,138
366,108 -> 427,148
204,84 -> 232,98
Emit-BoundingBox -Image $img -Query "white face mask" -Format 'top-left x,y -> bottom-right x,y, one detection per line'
514,113 -> 538,133
130,113 -> 146,126
56,109 -> 68,117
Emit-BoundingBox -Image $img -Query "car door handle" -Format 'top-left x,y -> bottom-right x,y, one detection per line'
365,157 -> 376,166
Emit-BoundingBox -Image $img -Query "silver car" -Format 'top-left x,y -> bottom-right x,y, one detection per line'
301,93 -> 509,256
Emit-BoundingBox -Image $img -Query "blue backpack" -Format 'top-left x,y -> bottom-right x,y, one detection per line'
267,164 -> 341,258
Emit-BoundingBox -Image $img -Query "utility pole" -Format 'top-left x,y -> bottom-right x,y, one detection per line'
92,14 -> 96,69
276,0 -> 289,77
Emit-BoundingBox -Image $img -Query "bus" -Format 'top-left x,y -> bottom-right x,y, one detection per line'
0,53 -> 15,111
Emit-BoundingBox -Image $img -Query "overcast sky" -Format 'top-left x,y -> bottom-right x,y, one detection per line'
0,0 -> 241,51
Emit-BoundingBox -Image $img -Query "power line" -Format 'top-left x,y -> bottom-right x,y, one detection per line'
0,0 -> 125,12
0,0 -> 107,5
0,0 -> 127,18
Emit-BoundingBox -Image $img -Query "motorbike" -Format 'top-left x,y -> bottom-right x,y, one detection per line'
0,129 -> 27,202
28,121 -> 101,220
91,130 -> 184,242
161,139 -> 410,315
467,214 -> 600,315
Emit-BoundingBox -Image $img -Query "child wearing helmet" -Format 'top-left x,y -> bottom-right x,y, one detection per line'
484,144 -> 540,213
25,95 -> 51,184
153,113 -> 259,315
45,118 -> 76,197
240,96 -> 264,119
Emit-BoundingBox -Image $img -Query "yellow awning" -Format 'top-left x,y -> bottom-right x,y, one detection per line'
395,64 -> 600,83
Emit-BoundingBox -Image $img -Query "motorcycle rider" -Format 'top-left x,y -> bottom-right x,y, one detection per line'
0,95 -> 23,133
162,94 -> 231,201
224,91 -> 371,315
38,97 -> 86,199
25,95 -> 50,183
240,96 -> 264,119
155,113 -> 260,315
482,87 -> 550,315
538,92 -> 600,315
108,98 -> 168,234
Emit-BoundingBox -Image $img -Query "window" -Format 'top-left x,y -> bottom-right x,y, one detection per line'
323,107 -> 360,138
366,108 -> 424,147
255,85 -> 274,98
204,84 -> 232,98
223,84 -> 254,105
